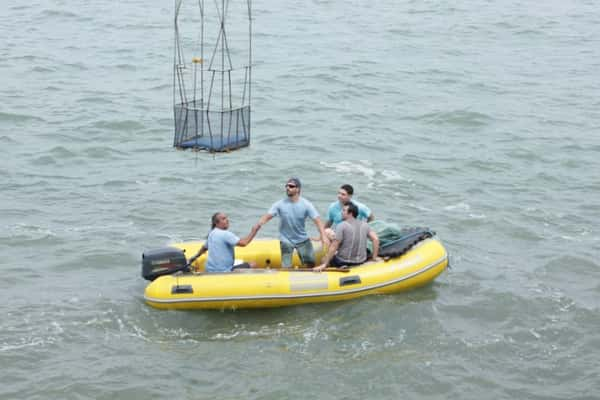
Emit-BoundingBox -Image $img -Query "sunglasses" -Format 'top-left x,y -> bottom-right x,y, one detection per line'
285,184 -> 297,188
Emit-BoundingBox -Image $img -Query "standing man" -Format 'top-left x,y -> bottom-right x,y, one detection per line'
258,177 -> 328,268
314,202 -> 380,272
325,184 -> 374,228
190,212 -> 261,273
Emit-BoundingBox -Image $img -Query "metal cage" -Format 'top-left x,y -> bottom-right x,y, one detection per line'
173,0 -> 252,152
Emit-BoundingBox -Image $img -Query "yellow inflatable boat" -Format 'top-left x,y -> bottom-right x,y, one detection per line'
141,228 -> 448,310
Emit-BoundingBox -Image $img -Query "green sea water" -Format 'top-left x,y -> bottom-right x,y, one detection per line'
1,1 -> 599,399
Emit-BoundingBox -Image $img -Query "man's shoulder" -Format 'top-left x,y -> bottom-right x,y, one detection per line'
351,199 -> 368,209
212,228 -> 233,237
298,196 -> 316,207
270,198 -> 287,208
346,219 -> 367,230
337,220 -> 353,231
222,229 -> 240,244
352,199 -> 371,217
210,228 -> 237,240
357,219 -> 370,229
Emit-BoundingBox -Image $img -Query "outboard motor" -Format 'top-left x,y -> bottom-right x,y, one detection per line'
141,247 -> 188,281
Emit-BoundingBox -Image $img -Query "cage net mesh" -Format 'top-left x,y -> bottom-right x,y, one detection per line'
174,103 -> 250,152
172,0 -> 251,153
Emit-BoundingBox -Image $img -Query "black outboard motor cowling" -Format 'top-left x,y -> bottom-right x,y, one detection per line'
142,247 -> 187,281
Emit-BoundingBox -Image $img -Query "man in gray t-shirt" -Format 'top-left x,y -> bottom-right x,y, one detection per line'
314,202 -> 380,271
258,177 -> 328,268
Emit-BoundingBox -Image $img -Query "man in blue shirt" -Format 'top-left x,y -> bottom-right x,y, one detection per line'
191,212 -> 261,273
325,184 -> 374,228
258,177 -> 328,268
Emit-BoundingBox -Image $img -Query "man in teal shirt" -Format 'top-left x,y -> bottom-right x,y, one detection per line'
325,184 -> 374,228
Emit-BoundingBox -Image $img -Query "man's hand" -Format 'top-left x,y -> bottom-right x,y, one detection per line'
313,264 -> 327,272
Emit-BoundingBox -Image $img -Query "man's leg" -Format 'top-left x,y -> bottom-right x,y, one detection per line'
279,240 -> 294,268
296,239 -> 315,267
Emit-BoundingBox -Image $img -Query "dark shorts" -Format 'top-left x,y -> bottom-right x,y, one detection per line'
330,255 -> 365,268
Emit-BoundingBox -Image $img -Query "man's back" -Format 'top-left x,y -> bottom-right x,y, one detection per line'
335,219 -> 371,264
206,228 -> 239,272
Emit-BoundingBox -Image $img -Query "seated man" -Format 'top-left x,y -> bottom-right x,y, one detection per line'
190,212 -> 261,272
325,184 -> 374,229
314,202 -> 380,271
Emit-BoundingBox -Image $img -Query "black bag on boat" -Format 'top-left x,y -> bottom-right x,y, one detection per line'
376,226 -> 435,259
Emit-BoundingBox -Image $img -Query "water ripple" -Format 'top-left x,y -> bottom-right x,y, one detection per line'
2,0 -> 600,398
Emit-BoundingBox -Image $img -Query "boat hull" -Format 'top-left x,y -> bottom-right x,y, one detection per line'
143,238 -> 448,310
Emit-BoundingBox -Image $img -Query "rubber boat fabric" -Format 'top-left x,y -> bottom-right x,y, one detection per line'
141,227 -> 448,310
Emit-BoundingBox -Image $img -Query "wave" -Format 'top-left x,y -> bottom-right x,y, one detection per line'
320,160 -> 377,179
412,110 -> 494,127
30,155 -> 57,166
92,120 -> 146,131
40,9 -> 79,18
83,146 -> 128,159
0,135 -> 18,145
0,223 -> 59,243
31,66 -> 56,73
0,112 -> 45,123
77,96 -> 114,105
48,146 -> 77,159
